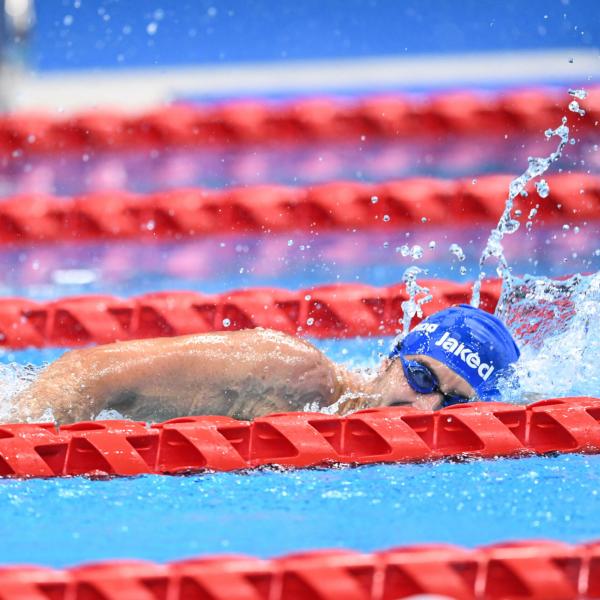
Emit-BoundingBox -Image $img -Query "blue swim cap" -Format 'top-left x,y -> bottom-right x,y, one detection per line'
389,305 -> 520,401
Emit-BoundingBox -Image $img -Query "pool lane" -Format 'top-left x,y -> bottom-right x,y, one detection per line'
0,453 -> 597,568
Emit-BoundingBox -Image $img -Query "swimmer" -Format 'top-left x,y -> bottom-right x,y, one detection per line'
13,304 -> 519,424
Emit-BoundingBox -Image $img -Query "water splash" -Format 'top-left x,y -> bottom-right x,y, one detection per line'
470,96 -> 577,308
399,266 -> 432,337
0,362 -> 42,421
495,272 -> 600,400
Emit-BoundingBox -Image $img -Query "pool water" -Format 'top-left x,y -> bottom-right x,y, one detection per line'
0,102 -> 598,567
1,226 -> 598,301
0,453 -> 598,567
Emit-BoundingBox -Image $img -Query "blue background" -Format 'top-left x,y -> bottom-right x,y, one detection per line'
33,0 -> 599,71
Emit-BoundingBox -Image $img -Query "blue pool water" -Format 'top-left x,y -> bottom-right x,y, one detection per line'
1,227 -> 598,301
0,454 -> 598,567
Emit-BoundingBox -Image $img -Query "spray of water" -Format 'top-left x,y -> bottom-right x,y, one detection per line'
470,89 -> 588,307
399,266 -> 432,337
495,272 -> 600,401
471,130 -> 570,306
0,362 -> 41,421
393,89 -> 596,402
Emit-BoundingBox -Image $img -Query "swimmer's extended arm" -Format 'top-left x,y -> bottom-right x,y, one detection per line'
13,329 -> 353,424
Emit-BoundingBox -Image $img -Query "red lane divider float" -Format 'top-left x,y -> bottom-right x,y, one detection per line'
0,173 -> 597,244
0,397 -> 599,479
1,540 -> 600,599
0,279 -> 502,349
0,87 -> 597,155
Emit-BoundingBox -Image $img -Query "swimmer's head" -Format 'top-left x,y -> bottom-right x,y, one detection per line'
389,304 -> 520,404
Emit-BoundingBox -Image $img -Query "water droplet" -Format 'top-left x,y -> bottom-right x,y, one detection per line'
449,243 -> 466,261
146,220 -> 156,231
383,214 -> 390,222
63,14 -> 74,26
287,239 -> 294,247
562,224 -> 570,231
398,266 -> 432,335
460,266 -> 467,275
146,21 -> 158,35
536,179 -> 550,198
568,88 -> 587,100
222,318 -> 231,327
428,241 -> 436,250
306,317 -> 315,326
421,217 -> 427,223
304,294 -> 311,301
411,245 -> 424,260
568,100 -> 586,116
370,196 -> 379,204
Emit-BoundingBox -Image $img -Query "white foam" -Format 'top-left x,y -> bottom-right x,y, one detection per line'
0,361 -> 43,421
496,272 -> 600,401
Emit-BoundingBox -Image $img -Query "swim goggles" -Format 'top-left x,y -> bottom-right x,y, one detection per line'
399,355 -> 472,408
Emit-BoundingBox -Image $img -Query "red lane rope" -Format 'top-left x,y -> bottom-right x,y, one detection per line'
0,279 -> 502,348
0,87 -> 597,155
0,173 -> 597,244
0,397 -> 598,478
0,539 -> 596,599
